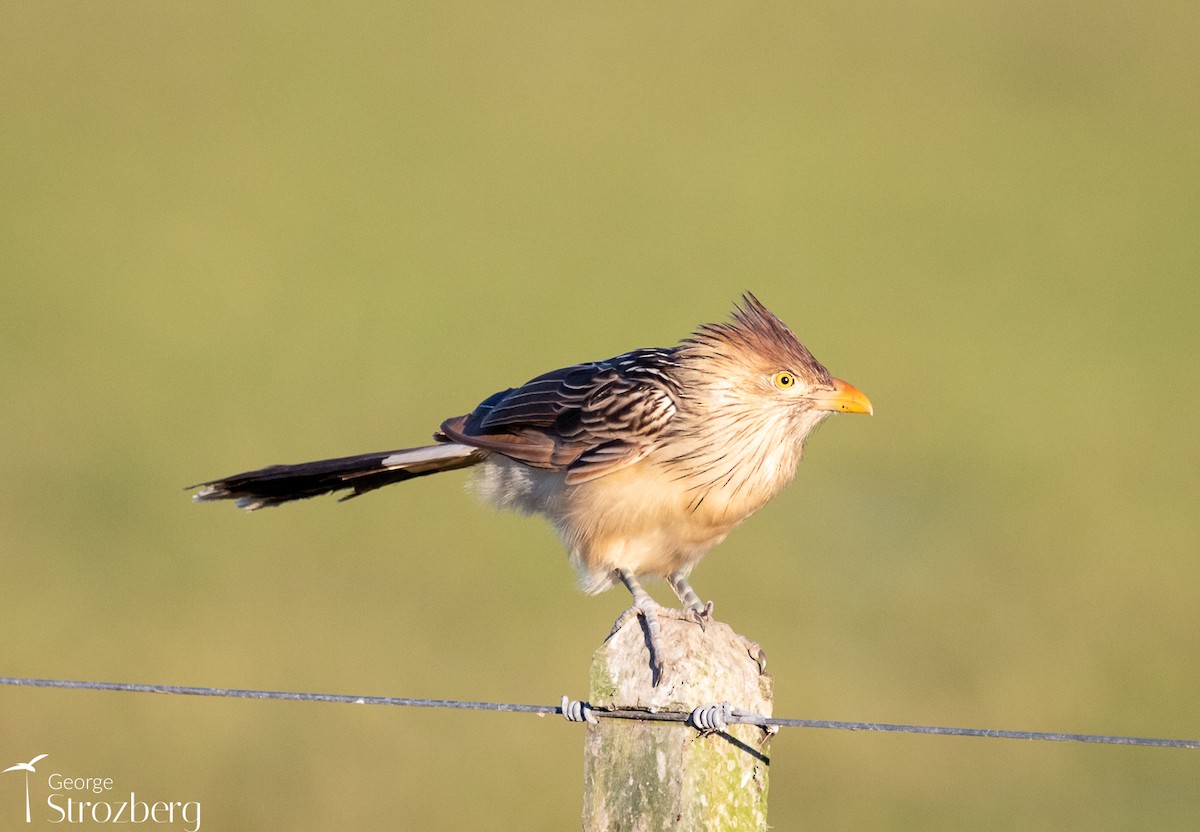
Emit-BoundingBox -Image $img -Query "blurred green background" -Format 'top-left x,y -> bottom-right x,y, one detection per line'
2,2 -> 1197,829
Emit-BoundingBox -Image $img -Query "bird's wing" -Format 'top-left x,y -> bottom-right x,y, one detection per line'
439,348 -> 681,484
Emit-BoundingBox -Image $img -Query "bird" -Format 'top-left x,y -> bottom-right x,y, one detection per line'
191,294 -> 872,679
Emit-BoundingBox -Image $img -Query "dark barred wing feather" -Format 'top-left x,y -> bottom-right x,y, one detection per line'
439,348 -> 681,484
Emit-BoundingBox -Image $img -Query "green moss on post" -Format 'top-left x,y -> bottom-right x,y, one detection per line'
582,617 -> 774,831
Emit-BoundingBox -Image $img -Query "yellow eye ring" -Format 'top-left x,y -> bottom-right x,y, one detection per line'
772,371 -> 796,390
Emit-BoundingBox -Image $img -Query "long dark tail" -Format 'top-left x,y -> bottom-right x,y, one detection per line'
190,443 -> 483,510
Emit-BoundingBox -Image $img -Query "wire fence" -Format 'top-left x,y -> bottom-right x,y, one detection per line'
3,675 -> 1196,749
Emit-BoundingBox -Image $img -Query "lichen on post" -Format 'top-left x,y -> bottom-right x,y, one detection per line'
582,616 -> 774,831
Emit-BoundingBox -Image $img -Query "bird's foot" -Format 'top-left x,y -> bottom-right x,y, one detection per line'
685,599 -> 715,630
607,600 -> 697,686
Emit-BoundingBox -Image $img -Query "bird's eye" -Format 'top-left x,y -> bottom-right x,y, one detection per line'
772,371 -> 796,390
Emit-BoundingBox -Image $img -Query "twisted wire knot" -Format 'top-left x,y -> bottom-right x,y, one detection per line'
561,695 -> 599,724
689,701 -> 732,733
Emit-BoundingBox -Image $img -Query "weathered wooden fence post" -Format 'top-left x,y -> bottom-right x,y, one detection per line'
582,617 -> 774,831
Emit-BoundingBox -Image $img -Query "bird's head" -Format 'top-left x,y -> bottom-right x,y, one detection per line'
675,293 -> 872,432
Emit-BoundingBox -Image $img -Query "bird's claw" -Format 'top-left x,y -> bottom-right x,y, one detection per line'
685,600 -> 714,630
739,635 -> 767,674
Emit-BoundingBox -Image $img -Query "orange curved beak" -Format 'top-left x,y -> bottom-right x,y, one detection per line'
807,377 -> 873,415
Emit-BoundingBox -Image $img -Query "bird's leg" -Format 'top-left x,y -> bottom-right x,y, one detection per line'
667,571 -> 714,625
608,569 -> 693,685
608,569 -> 665,649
